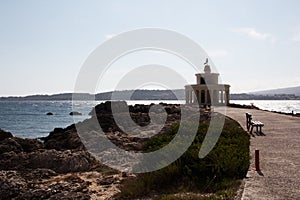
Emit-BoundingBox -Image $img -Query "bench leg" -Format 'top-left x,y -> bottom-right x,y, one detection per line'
250,125 -> 254,134
259,126 -> 262,134
246,120 -> 249,131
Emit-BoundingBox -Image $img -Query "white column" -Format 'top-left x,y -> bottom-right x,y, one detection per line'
196,90 -> 199,104
205,89 -> 208,105
189,90 -> 192,104
225,89 -> 230,105
185,89 -> 189,104
221,90 -> 224,104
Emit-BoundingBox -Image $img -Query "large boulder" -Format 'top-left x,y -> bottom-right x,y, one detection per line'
0,149 -> 95,173
14,138 -> 44,152
42,126 -> 84,151
0,129 -> 13,141
0,137 -> 43,154
0,138 -> 23,154
91,101 -> 129,115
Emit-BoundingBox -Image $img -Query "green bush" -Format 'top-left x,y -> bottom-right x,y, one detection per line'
117,116 -> 250,199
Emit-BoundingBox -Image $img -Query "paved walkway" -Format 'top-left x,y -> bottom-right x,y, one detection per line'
215,107 -> 300,200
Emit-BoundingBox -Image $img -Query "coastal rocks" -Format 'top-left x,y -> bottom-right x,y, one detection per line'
89,101 -> 182,132
0,170 -> 91,200
0,129 -> 13,141
89,101 -> 129,115
0,134 -> 110,199
0,149 -> 94,173
89,101 -> 181,116
1,101 -> 209,173
0,131 -> 95,173
229,103 -> 259,110
0,170 -> 29,200
14,137 -> 44,152
0,137 -> 43,154
42,126 -> 84,151
0,138 -> 23,154
0,101 -> 214,199
0,170 -> 125,200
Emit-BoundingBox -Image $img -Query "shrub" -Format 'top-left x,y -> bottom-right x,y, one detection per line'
117,116 -> 250,199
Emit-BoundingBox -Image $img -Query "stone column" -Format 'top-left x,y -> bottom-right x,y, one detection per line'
186,89 -> 189,104
207,90 -> 211,105
213,90 -> 218,105
205,89 -> 208,105
185,89 -> 188,104
196,90 -> 200,104
191,90 -> 194,104
220,90 -> 224,104
198,90 -> 201,105
210,90 -> 214,105
225,89 -> 230,105
216,90 -> 219,105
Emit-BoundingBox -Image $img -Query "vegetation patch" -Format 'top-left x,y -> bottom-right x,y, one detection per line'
116,116 -> 250,199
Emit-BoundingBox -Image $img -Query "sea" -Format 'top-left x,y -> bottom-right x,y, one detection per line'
0,100 -> 182,138
0,100 -> 299,138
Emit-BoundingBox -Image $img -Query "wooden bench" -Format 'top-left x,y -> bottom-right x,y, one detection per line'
246,113 -> 264,135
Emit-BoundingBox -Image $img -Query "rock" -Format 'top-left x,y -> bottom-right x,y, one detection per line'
89,101 -> 129,116
0,138 -> 23,154
69,111 -> 82,116
0,149 -> 95,173
20,168 -> 57,180
27,150 -> 94,173
229,103 -> 259,110
0,137 -> 43,154
165,104 -> 181,114
0,170 -> 28,199
0,129 -> 13,141
99,175 -> 117,185
42,126 -> 84,151
129,104 -> 151,113
0,169 -> 90,200
14,138 -> 44,152
46,112 -> 53,115
0,102 -> 215,200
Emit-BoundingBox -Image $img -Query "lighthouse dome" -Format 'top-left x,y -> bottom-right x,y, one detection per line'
204,64 -> 211,73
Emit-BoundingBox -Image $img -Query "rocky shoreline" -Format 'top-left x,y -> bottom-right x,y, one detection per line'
229,103 -> 300,117
0,101 -> 211,199
0,127 -> 110,200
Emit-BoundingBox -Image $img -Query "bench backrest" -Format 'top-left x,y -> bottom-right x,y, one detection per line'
246,113 -> 252,130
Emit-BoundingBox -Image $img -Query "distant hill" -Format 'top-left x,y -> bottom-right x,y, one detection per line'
0,93 -> 93,101
250,86 -> 300,96
230,93 -> 300,100
0,90 -> 186,101
95,89 -> 185,100
1,86 -> 300,101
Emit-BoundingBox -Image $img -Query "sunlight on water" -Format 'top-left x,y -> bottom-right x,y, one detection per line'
0,100 -> 184,138
0,100 -> 298,138
231,100 -> 300,114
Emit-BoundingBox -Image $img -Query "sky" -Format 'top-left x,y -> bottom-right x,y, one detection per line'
1,0 -> 300,96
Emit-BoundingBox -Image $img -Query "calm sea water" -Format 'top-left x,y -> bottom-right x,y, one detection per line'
0,100 -> 299,138
0,100 -> 183,138
231,100 -> 300,114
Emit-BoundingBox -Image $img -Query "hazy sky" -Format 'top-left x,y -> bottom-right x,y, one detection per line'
1,0 -> 300,96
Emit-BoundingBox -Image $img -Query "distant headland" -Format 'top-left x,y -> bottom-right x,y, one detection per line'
0,86 -> 300,101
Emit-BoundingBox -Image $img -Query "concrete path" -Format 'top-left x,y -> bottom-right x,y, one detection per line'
215,107 -> 300,200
